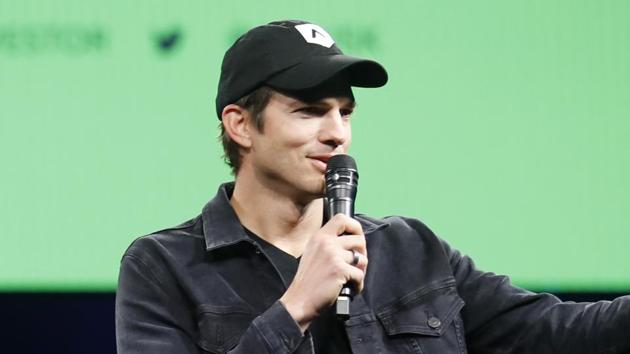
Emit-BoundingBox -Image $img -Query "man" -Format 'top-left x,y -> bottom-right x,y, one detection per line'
116,20 -> 630,353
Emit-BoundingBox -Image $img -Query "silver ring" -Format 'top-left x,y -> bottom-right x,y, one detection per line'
351,250 -> 360,266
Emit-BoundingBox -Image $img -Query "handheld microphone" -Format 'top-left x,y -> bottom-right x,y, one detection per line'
324,154 -> 358,320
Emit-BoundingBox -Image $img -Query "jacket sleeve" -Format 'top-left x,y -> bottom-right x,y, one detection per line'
115,253 -> 305,354
440,240 -> 630,354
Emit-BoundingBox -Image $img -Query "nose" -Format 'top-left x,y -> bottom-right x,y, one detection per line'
319,110 -> 349,149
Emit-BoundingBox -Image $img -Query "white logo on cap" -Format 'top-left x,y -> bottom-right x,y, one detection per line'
294,24 -> 335,48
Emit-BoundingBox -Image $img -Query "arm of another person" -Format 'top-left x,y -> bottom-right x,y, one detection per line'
439,237 -> 630,353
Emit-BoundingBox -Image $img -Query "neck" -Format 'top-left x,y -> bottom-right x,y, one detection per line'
230,172 -> 324,257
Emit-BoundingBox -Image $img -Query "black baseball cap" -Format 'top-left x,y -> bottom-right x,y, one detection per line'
215,20 -> 388,119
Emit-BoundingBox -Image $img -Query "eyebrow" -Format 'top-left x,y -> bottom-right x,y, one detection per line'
345,100 -> 357,109
290,98 -> 357,110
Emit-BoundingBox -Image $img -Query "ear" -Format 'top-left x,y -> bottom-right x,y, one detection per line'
221,104 -> 253,149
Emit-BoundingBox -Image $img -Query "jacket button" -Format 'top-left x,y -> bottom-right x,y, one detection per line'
427,316 -> 441,329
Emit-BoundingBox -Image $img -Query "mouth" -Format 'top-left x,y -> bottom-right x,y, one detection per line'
307,154 -> 334,173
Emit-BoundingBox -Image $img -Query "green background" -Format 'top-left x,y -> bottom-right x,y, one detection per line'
1,0 -> 629,292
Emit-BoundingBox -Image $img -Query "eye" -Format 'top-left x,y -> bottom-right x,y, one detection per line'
295,106 -> 327,117
340,108 -> 354,118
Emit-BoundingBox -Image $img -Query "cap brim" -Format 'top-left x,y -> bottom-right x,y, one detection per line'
265,54 -> 388,91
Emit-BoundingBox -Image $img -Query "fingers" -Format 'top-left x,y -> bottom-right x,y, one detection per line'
337,235 -> 367,260
341,261 -> 366,293
337,235 -> 366,251
281,214 -> 369,327
312,214 -> 369,293
336,237 -> 368,291
343,249 -> 368,271
319,214 -> 368,270
349,250 -> 360,266
322,213 -> 364,237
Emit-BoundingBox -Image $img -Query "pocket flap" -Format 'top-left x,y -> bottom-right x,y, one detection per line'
376,281 -> 465,337
196,305 -> 255,353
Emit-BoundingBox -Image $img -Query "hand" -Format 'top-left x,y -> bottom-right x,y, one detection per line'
279,214 -> 367,332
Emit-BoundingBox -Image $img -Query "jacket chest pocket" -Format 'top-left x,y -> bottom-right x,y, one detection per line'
195,305 -> 255,354
375,284 -> 467,354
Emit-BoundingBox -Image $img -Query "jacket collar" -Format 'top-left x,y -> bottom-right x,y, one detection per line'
202,182 -> 251,251
201,182 -> 390,252
356,214 -> 390,234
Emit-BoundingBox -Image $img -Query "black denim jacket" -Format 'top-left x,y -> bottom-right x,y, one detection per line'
116,183 -> 630,353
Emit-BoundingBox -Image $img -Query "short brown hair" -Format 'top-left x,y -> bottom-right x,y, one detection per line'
219,86 -> 273,175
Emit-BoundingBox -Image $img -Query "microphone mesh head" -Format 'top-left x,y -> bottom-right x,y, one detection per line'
326,154 -> 357,172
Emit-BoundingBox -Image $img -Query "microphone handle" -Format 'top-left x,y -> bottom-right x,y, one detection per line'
328,197 -> 355,320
